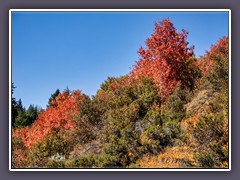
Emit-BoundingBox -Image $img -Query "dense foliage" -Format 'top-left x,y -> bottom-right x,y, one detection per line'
12,19 -> 229,169
130,19 -> 200,101
12,84 -> 40,129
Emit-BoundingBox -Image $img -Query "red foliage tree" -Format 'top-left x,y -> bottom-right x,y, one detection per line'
13,90 -> 88,148
131,18 -> 197,100
197,36 -> 228,74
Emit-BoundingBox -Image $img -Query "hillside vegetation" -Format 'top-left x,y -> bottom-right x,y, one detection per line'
12,18 -> 229,168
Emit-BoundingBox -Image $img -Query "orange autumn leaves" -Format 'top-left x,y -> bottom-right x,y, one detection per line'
131,18 -> 197,100
197,36 -> 229,74
13,90 -> 87,148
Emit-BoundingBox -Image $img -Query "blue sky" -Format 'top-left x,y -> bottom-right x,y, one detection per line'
12,11 -> 229,109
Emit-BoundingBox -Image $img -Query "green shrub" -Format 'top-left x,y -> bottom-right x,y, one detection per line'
191,114 -> 228,168
28,130 -> 76,167
66,154 -> 122,168
196,152 -> 215,168
46,160 -> 65,168
141,105 -> 180,154
95,76 -> 160,167
71,155 -> 96,168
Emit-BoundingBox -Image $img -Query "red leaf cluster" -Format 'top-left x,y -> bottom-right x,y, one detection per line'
198,36 -> 228,74
12,90 -> 87,148
131,18 -> 195,100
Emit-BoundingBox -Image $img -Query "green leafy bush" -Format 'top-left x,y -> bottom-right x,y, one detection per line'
191,114 -> 228,168
28,130 -> 76,167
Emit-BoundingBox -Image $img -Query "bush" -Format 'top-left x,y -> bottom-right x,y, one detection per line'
65,154 -> 122,168
27,130 -> 76,168
94,76 -> 160,167
74,96 -> 98,144
189,114 -> 228,168
141,105 -> 180,154
70,155 -> 96,168
12,137 -> 29,168
46,160 -> 65,168
195,152 -> 215,168
94,76 -> 188,167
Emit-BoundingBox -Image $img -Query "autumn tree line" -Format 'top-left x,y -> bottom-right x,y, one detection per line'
12,18 -> 229,168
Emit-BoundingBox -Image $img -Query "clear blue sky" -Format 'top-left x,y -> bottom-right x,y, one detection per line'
12,11 -> 229,109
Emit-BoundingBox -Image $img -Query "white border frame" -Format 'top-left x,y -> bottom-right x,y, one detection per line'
9,9 -> 231,171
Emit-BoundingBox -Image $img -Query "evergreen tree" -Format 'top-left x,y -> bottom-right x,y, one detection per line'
11,83 -> 18,128
47,89 -> 60,107
26,104 -> 39,126
64,86 -> 71,95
